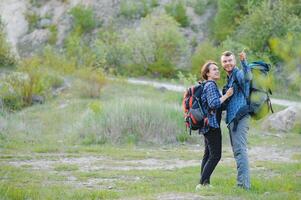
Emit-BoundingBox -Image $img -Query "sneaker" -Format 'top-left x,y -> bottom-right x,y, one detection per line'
195,184 -> 202,191
195,183 -> 213,191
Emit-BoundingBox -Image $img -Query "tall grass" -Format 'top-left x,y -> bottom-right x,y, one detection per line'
78,96 -> 184,145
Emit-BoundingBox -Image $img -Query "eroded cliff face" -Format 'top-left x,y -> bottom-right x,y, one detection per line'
0,0 -> 29,55
0,0 -> 121,56
0,0 -> 213,58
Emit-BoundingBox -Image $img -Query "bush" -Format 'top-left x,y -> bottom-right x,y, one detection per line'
25,11 -> 40,32
191,41 -> 220,78
212,0 -> 249,42
41,46 -> 76,74
64,30 -> 99,69
123,13 -> 188,77
234,1 -> 300,53
96,27 -> 130,75
0,18 -> 15,67
119,0 -> 157,19
0,55 -> 65,110
165,0 -> 190,27
269,33 -> 301,96
177,71 -> 197,87
48,25 -> 58,45
74,68 -> 106,98
69,5 -> 97,34
0,73 -> 25,110
189,0 -> 208,16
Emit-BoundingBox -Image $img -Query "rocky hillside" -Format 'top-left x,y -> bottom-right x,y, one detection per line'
0,0 -> 215,58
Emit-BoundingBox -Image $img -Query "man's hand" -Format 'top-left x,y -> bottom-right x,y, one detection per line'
239,48 -> 246,61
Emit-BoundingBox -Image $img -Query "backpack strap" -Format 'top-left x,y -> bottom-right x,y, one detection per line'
229,70 -> 251,130
232,70 -> 250,105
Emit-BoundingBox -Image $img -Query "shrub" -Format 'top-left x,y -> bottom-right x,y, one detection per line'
25,11 -> 40,32
165,0 -> 190,27
41,46 -> 76,74
191,41 -> 220,78
189,0 -> 208,16
0,55 -> 65,110
64,30 -> 99,69
74,68 -> 106,98
96,27 -> 130,75
212,0 -> 248,42
177,71 -> 197,87
0,18 -> 15,67
48,25 -> 58,45
69,5 -> 97,34
17,57 -> 54,105
123,13 -> 188,77
119,0 -> 156,19
234,1 -> 300,53
0,73 -> 25,110
269,33 -> 301,96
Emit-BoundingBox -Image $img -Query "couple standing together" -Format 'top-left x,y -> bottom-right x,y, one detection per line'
196,50 -> 252,190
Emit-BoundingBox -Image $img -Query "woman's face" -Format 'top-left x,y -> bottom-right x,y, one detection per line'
207,64 -> 220,81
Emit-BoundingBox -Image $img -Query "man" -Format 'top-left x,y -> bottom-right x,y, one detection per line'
221,50 -> 252,190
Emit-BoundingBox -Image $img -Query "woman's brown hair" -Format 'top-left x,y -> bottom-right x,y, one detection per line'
201,61 -> 217,80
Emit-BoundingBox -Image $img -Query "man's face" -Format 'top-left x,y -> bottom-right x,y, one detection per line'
221,55 -> 236,74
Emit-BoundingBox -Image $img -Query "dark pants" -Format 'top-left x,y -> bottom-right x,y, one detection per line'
200,128 -> 222,185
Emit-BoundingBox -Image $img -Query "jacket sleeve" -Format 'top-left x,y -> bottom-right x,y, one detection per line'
205,82 -> 221,110
241,60 -> 252,81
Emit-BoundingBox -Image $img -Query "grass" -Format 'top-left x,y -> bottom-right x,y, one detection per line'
0,78 -> 301,199
1,156 -> 300,199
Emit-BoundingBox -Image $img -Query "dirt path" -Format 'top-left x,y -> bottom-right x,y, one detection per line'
127,78 -> 301,108
1,145 -> 299,199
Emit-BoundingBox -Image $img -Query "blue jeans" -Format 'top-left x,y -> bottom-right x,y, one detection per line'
228,115 -> 250,189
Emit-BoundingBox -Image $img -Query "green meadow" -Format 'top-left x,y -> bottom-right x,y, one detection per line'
0,82 -> 300,200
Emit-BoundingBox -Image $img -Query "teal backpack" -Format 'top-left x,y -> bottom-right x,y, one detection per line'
232,61 -> 274,130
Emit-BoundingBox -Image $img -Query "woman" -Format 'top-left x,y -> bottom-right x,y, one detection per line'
196,61 -> 233,190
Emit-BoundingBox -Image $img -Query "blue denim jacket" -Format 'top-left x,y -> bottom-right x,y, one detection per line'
224,60 -> 252,124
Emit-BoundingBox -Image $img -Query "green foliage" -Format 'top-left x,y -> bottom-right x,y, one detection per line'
96,27 -> 130,75
191,41 -> 220,79
0,54 -> 65,111
74,68 -> 106,98
89,101 -> 102,114
123,13 -> 188,77
48,25 -> 58,45
165,0 -> 190,27
64,30 -> 99,69
176,133 -> 189,143
234,1 -> 300,53
69,5 -> 97,34
176,71 -> 197,87
212,0 -> 249,42
189,0 -> 208,16
269,33 -> 301,96
0,18 -> 15,67
41,46 -> 76,74
119,0 -> 156,19
25,11 -> 40,32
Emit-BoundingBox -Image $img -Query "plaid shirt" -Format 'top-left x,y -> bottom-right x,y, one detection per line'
224,60 -> 252,124
199,81 -> 222,134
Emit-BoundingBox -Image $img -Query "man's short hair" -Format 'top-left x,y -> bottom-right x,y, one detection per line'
222,51 -> 234,57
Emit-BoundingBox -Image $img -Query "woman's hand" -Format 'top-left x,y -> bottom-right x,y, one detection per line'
225,87 -> 233,98
220,87 -> 233,104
